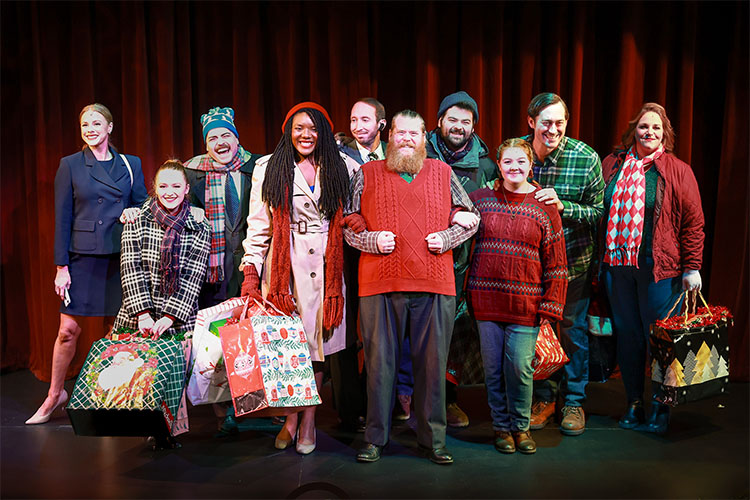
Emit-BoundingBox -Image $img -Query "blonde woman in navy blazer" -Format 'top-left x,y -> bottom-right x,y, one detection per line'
26,103 -> 148,425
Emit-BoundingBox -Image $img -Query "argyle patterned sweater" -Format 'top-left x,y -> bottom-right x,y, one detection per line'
467,186 -> 568,326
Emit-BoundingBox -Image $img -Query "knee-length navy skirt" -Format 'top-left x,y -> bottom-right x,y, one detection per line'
59,253 -> 122,317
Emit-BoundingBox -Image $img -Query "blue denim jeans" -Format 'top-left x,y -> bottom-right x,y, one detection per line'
478,321 -> 539,432
534,271 -> 591,407
602,262 -> 682,404
397,337 -> 414,397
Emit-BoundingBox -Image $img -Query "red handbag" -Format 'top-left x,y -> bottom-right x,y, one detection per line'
532,323 -> 570,380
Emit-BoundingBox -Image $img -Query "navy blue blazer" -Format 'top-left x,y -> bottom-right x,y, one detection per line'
54,146 -> 148,266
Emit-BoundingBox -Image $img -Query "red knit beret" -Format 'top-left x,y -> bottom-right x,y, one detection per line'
281,101 -> 334,133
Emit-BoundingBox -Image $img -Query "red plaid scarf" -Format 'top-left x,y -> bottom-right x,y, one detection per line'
184,146 -> 251,283
604,145 -> 664,267
150,197 -> 190,295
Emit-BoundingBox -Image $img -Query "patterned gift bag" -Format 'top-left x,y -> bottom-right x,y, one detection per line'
220,299 -> 322,417
650,291 -> 732,407
532,323 -> 570,380
67,334 -> 186,437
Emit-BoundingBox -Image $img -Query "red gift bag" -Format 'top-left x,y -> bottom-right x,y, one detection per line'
532,323 -> 569,380
218,300 -> 270,416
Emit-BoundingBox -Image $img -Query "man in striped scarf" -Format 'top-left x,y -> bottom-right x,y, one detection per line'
184,107 -> 263,307
184,107 -> 263,434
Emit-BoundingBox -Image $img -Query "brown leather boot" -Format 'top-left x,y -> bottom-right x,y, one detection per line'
560,406 -> 586,436
493,431 -> 515,454
512,430 -> 537,454
529,400 -> 555,430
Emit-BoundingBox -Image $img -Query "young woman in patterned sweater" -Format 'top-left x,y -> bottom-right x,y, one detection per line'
467,138 -> 568,455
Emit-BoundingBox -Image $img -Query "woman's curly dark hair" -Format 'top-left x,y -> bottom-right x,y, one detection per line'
262,108 -> 349,219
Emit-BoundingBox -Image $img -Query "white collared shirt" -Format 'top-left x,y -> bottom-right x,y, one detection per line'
356,141 -> 384,163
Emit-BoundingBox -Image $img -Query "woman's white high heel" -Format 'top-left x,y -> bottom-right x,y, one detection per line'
296,429 -> 316,455
25,390 -> 68,425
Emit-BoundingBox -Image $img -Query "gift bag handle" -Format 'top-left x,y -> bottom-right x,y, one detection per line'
662,290 -> 712,326
238,296 -> 289,320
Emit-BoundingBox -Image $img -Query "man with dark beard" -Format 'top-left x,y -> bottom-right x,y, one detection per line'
344,110 -> 480,465
426,91 -> 498,428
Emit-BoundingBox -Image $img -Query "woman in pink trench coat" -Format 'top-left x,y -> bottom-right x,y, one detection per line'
240,102 -> 350,455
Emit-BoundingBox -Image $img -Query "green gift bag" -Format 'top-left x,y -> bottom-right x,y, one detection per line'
67,333 -> 187,437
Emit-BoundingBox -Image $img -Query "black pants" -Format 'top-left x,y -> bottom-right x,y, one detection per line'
360,292 -> 455,448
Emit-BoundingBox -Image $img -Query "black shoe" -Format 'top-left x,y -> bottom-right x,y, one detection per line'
148,435 -> 181,450
618,400 -> 645,429
419,445 -> 454,465
636,401 -> 670,435
357,443 -> 383,462
214,415 -> 239,438
341,415 -> 366,433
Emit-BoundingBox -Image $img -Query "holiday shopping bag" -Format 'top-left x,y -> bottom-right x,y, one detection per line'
587,280 -> 613,337
532,322 -> 570,380
650,291 -> 733,407
220,298 -> 322,417
186,297 -> 246,405
67,330 -> 188,437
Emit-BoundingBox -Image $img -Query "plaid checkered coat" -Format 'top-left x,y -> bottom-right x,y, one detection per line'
112,202 -> 211,337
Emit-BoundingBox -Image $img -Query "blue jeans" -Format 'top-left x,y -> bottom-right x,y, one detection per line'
602,262 -> 682,404
478,321 -> 539,432
534,272 -> 591,407
397,337 -> 414,397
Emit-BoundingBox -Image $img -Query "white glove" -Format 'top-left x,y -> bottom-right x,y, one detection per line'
682,270 -> 702,291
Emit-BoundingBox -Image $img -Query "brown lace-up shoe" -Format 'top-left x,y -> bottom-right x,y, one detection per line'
493,431 -> 515,454
529,400 -> 555,430
560,406 -> 585,436
446,402 -> 469,428
512,430 -> 537,454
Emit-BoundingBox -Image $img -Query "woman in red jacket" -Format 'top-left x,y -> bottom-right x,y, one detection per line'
467,138 -> 568,454
601,103 -> 705,434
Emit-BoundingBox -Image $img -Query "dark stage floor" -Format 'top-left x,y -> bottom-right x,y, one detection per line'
2,369 -> 748,499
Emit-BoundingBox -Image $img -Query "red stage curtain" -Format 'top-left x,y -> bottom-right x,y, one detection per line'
1,1 -> 747,381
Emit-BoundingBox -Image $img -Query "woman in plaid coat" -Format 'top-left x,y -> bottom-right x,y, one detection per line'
112,160 -> 211,338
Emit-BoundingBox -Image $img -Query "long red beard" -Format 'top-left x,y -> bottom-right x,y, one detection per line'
386,142 -> 427,174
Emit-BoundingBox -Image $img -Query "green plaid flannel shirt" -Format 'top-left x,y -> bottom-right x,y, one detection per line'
521,135 -> 605,280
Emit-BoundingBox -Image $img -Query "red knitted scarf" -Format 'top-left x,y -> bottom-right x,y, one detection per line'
267,187 -> 344,340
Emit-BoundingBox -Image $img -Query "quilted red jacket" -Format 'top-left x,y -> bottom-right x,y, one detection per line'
601,151 -> 704,282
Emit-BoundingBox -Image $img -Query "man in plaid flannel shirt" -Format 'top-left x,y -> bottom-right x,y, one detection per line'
520,93 -> 605,436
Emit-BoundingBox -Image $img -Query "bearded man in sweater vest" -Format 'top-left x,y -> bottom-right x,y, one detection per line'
344,110 -> 480,465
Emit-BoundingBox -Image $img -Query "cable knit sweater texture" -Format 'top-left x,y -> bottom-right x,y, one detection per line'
468,186 -> 568,326
358,159 -> 455,296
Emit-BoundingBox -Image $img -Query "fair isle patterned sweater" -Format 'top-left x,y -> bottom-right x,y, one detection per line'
467,186 -> 568,326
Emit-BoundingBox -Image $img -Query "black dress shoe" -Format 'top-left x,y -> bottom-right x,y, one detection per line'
357,443 -> 383,462
618,400 -> 645,429
419,445 -> 454,465
636,401 -> 670,435
214,415 -> 240,438
340,416 -> 366,433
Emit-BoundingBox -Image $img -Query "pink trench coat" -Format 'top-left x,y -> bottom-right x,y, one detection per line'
240,155 -> 348,362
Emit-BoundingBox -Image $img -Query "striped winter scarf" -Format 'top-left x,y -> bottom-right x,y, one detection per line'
184,146 -> 251,283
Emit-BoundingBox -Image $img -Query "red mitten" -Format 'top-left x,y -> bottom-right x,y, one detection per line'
342,213 -> 367,233
241,266 -> 262,300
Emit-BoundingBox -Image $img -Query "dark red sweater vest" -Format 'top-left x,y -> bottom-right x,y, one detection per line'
358,159 -> 455,297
